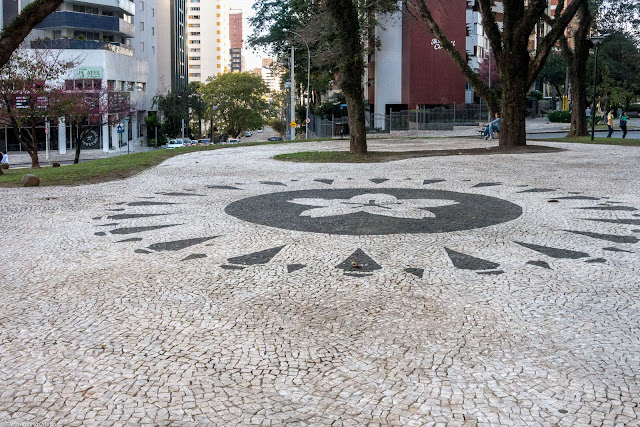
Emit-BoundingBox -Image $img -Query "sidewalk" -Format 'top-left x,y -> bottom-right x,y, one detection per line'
5,141 -> 159,167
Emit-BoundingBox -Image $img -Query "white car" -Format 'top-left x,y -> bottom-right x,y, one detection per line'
166,139 -> 185,149
257,129 -> 264,133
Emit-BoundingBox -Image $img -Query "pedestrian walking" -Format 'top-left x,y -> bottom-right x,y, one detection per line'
620,111 -> 629,139
607,109 -> 615,138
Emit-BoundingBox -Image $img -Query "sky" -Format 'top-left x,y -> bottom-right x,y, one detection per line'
234,0 -> 265,71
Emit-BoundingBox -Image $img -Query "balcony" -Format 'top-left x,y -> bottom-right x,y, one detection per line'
30,39 -> 134,56
36,11 -> 135,38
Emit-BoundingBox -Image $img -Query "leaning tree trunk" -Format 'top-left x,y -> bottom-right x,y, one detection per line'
498,53 -> 529,148
564,3 -> 591,137
74,130 -> 83,164
326,0 -> 367,154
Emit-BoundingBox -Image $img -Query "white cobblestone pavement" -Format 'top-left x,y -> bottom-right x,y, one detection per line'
1,138 -> 640,426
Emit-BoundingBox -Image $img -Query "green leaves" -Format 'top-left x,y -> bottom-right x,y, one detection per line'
199,72 -> 273,137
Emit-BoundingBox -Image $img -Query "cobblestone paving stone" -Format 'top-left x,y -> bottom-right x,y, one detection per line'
1,138 -> 640,426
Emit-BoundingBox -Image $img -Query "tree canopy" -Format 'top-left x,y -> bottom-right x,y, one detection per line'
199,72 -> 273,138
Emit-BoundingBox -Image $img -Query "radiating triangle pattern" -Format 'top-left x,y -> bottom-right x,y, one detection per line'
336,249 -> 382,276
444,248 -> 500,271
228,245 -> 286,266
515,242 -> 589,259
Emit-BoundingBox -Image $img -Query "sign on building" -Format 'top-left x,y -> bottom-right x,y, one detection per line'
77,66 -> 104,79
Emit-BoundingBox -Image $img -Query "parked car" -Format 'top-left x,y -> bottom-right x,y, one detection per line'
228,138 -> 240,144
257,129 -> 264,133
198,139 -> 211,145
183,138 -> 193,146
245,131 -> 253,137
166,139 -> 185,149
268,136 -> 284,141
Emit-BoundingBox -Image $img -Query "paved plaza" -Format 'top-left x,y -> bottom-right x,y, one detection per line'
1,138 -> 640,426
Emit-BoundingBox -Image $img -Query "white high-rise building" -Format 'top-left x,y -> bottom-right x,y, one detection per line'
186,0 -> 229,83
1,0 -> 158,152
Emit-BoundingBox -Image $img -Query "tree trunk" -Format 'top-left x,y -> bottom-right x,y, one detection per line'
344,91 -> 367,154
564,3 -> 591,137
499,71 -> 529,148
74,128 -> 84,164
326,0 -> 367,154
29,127 -> 40,168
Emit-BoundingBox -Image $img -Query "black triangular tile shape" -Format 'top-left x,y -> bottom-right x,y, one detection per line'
336,249 -> 382,273
444,248 -> 500,271
527,260 -> 552,269
117,238 -> 143,243
584,218 -> 640,226
423,179 -> 445,185
134,249 -> 152,254
405,268 -> 424,278
127,201 -> 178,206
260,181 -> 287,186
221,265 -> 247,270
148,236 -> 218,252
564,230 -> 639,244
477,270 -> 504,275
228,245 -> 286,265
287,264 -> 306,273
110,224 -> 180,235
603,247 -> 633,253
370,178 -> 389,184
473,182 -> 502,188
107,213 -> 168,220
206,185 -> 241,190
515,242 -> 589,259
94,232 -> 106,236
578,206 -> 637,211
518,188 -> 557,193
182,254 -> 207,261
156,192 -> 205,197
314,179 -> 334,185
555,196 -> 600,200
585,258 -> 607,264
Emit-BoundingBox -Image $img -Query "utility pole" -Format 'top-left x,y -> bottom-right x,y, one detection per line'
289,46 -> 295,141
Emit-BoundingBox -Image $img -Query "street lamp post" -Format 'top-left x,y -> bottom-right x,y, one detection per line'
590,34 -> 610,141
284,29 -> 311,140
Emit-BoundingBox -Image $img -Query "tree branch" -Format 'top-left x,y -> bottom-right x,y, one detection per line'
528,0 -> 586,87
516,0 -> 549,47
0,0 -> 64,69
477,0 -> 503,65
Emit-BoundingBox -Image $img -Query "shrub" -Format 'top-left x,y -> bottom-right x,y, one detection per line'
628,104 -> 640,113
548,110 -> 572,123
528,90 -> 544,100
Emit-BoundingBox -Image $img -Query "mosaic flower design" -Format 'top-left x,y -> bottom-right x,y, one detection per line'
289,193 -> 458,219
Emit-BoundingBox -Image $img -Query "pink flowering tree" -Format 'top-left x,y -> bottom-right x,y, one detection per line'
52,84 -> 136,164
0,49 -> 71,168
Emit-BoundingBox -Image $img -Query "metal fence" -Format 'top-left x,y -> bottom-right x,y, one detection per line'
308,104 -> 491,138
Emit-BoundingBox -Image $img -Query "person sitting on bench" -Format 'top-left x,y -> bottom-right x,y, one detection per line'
483,113 -> 501,140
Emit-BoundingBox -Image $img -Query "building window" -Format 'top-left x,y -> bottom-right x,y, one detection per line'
140,1 -> 144,11
190,7 -> 200,11
140,42 -> 144,51
140,22 -> 144,31
136,82 -> 145,91
107,80 -> 115,90
152,27 -> 155,36
190,40 -> 201,44
190,32 -> 200,36
152,8 -> 155,17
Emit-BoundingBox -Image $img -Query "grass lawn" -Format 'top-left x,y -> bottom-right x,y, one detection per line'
0,140 -> 299,188
274,145 -> 561,163
530,136 -> 640,146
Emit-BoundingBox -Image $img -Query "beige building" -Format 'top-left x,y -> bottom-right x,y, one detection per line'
261,58 -> 281,93
187,0 -> 229,83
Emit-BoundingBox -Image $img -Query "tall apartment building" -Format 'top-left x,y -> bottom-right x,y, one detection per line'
1,0 -> 19,29
3,0 -> 157,152
158,0 -> 188,93
260,58 -> 281,93
229,10 -> 242,72
187,0 -> 229,83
